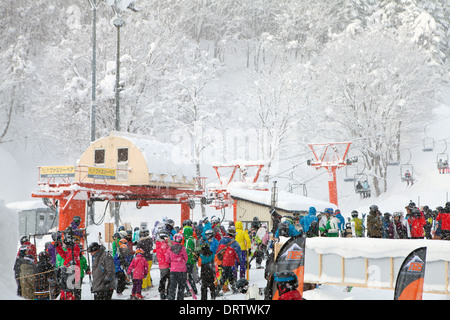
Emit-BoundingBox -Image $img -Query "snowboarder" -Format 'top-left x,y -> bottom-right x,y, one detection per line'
275,216 -> 302,239
127,248 -> 149,300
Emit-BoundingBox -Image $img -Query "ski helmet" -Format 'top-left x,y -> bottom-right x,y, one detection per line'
227,226 -> 237,237
351,210 -> 359,218
236,278 -> 249,294
135,248 -> 144,255
370,205 -> 378,212
20,235 -> 29,245
205,229 -> 214,239
173,233 -> 183,243
274,270 -> 299,292
87,242 -> 101,253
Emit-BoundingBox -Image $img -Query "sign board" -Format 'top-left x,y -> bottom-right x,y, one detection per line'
88,167 -> 116,179
40,166 -> 75,178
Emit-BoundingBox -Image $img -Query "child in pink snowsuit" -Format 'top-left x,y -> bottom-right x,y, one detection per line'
127,248 -> 149,299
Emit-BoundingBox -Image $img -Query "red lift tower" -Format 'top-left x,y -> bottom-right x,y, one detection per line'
306,142 -> 356,206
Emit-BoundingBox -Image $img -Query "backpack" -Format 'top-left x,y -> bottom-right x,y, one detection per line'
216,240 -> 235,261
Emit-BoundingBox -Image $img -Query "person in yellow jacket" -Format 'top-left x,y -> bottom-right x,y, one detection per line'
235,221 -> 251,279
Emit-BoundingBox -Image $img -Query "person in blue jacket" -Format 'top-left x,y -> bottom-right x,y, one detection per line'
275,216 -> 302,239
204,229 -> 219,254
300,207 -> 318,233
334,209 -> 346,234
201,217 -> 212,241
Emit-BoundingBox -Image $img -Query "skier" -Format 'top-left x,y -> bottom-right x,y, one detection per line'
127,248 -> 149,300
183,226 -> 198,297
409,208 -> 426,239
299,207 -> 318,234
250,223 -> 270,269
17,236 -> 37,263
132,226 -> 140,243
350,210 -> 363,237
388,212 -> 409,239
249,217 -> 261,241
212,216 -> 227,241
274,270 -> 303,300
154,230 -> 171,299
275,216 -> 302,239
217,227 -> 241,295
46,231 -> 62,266
306,220 -> 319,237
334,209 -> 346,234
404,170 -> 414,186
235,221 -> 252,279
367,205 -> 383,238
204,229 -> 219,254
199,242 -> 216,300
436,202 -> 450,239
87,242 -> 115,300
136,228 -> 153,290
34,251 -> 55,300
201,216 -> 212,241
55,232 -> 81,300
319,208 -> 340,237
164,219 -> 177,240
113,243 -> 128,297
166,233 -> 188,300
382,213 -> 392,238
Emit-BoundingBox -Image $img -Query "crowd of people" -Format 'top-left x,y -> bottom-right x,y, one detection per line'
14,200 -> 450,300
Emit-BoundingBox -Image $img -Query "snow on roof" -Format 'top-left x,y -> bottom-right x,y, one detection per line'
111,131 -> 196,179
229,188 -> 338,212
306,237 -> 450,262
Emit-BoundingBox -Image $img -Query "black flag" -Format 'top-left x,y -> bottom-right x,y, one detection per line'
394,247 -> 427,300
268,235 -> 306,300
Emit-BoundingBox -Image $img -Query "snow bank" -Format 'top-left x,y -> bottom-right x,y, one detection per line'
0,200 -> 20,299
306,237 -> 450,262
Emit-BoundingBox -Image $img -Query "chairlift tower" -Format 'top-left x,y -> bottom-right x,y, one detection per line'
307,142 -> 356,206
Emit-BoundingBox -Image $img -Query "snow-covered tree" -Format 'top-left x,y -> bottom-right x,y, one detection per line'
311,30 -> 440,196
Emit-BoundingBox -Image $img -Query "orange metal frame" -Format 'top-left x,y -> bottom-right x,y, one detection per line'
307,142 -> 351,206
32,166 -> 205,231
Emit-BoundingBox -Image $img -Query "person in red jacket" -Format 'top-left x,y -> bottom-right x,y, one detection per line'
127,248 -> 149,300
55,233 -> 81,300
274,271 -> 303,300
154,230 -> 171,299
216,228 -> 241,295
437,203 -> 450,239
409,208 -> 426,239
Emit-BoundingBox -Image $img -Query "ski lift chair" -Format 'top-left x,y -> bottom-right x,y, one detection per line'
422,137 -> 434,152
343,164 -> 358,182
437,153 -> 449,174
354,173 -> 370,198
400,164 -> 414,182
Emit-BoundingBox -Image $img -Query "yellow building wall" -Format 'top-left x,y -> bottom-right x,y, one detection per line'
78,134 -> 150,185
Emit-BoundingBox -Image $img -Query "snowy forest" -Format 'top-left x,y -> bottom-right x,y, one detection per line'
1,0 -> 449,198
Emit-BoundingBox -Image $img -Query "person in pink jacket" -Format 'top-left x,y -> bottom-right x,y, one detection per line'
154,230 -> 171,299
165,233 -> 188,300
127,248 -> 149,300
